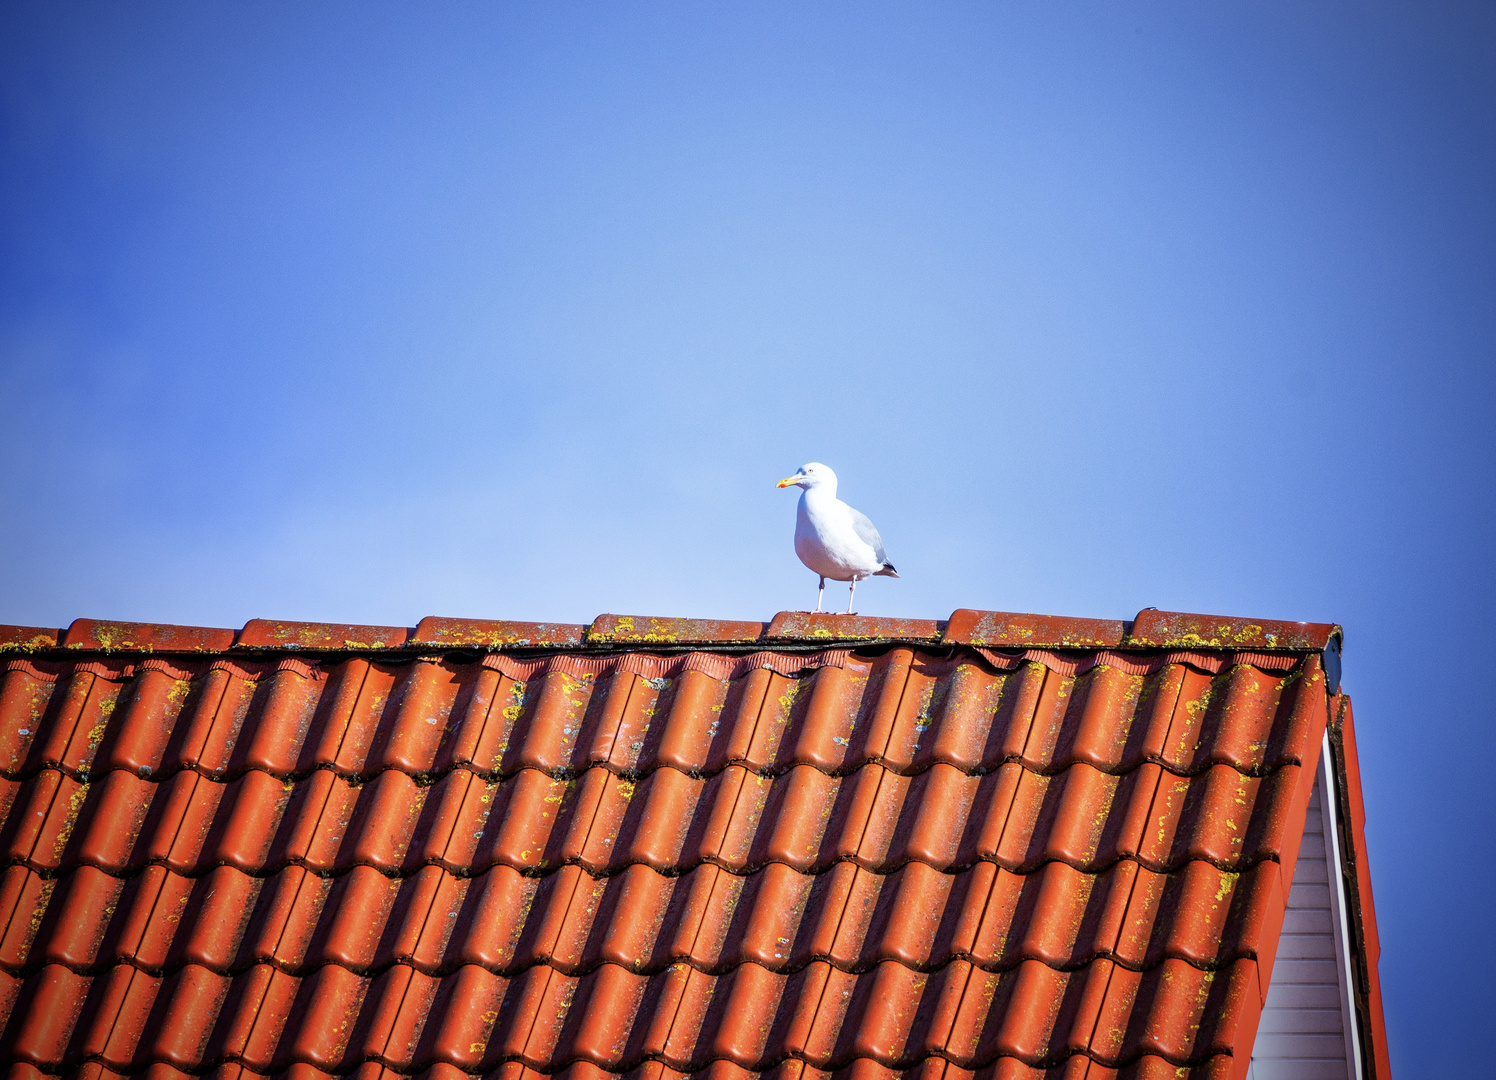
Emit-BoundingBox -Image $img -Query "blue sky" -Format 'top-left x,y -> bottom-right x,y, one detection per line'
2,3 -> 1492,1073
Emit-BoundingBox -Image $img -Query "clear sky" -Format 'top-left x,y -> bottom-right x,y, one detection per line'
2,3 -> 1492,1073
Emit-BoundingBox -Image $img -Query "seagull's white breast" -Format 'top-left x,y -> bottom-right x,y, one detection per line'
794,490 -> 884,581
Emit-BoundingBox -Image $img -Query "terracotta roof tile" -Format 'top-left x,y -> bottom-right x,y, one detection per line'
1123,611 -> 1338,652
63,620 -> 237,653
588,616 -> 768,645
766,614 -> 943,643
0,610 -> 1383,1078
942,611 -> 1125,649
237,620 -> 411,651
413,618 -> 588,649
0,627 -> 60,653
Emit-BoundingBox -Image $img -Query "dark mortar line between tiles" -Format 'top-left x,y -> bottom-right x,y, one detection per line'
6,745 -> 1313,790
354,1040 -> 1212,1078
10,851 -> 1288,906
457,1043 -> 1223,1078
5,1037 -> 1241,1080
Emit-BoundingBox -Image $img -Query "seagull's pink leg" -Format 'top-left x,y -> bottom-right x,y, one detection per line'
816,577 -> 825,613
846,578 -> 857,614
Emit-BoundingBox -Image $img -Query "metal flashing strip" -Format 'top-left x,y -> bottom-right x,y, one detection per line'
1320,731 -> 1366,1079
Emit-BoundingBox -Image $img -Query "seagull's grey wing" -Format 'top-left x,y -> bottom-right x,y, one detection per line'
848,507 -> 890,563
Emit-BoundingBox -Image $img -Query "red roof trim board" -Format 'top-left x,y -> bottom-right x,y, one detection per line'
0,608 -> 1386,1079
1328,697 -> 1393,1080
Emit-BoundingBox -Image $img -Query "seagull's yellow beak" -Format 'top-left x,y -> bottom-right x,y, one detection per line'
777,475 -> 801,488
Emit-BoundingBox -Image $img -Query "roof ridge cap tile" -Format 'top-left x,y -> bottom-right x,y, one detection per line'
414,616 -> 587,649
1123,608 -> 1340,651
586,614 -> 769,645
0,625 -> 61,652
766,612 -> 944,642
62,618 -> 236,653
943,609 -> 1126,648
235,618 -> 411,650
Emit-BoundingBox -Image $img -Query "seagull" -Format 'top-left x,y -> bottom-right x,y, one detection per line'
777,462 -> 898,613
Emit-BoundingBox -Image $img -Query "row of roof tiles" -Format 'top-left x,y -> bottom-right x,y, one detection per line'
2,952 -> 1260,1074
0,753 -> 1315,879
5,855 -> 1289,980
0,609 -> 1340,654
0,644 -> 1328,785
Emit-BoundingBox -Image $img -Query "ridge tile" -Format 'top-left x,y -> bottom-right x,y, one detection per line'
587,615 -> 769,645
766,613 -> 943,642
1125,610 -> 1338,651
413,617 -> 587,649
942,611 -> 1125,649
63,619 -> 236,653
0,626 -> 59,652
237,620 -> 411,651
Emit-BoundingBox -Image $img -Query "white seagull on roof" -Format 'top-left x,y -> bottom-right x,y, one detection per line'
777,462 -> 899,614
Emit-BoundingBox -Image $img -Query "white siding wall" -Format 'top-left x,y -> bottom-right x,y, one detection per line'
1247,740 -> 1360,1079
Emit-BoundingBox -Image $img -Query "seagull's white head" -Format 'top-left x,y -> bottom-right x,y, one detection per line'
776,462 -> 837,492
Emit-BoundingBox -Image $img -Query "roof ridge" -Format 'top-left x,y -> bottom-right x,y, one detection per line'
0,607 -> 1342,656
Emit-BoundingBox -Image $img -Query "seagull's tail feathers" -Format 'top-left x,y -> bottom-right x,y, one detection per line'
876,563 -> 899,578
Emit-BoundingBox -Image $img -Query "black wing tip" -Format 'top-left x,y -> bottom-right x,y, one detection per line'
876,563 -> 899,578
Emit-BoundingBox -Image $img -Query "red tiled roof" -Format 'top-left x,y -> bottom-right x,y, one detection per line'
0,609 -> 1385,1080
